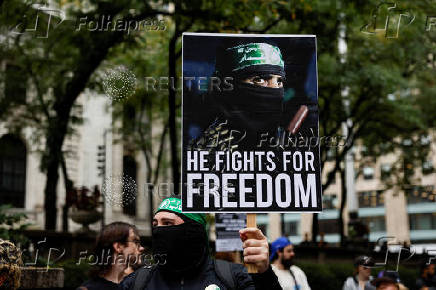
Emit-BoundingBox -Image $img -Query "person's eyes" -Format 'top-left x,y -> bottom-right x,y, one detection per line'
152,220 -> 175,226
252,77 -> 267,85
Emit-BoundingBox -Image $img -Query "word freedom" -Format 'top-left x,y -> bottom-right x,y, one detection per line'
185,150 -> 318,210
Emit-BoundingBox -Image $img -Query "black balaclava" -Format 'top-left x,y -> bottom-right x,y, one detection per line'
214,42 -> 285,148
152,198 -> 208,276
152,218 -> 207,276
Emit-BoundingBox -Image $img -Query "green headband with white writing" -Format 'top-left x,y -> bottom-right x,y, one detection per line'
156,197 -> 207,228
225,42 -> 284,71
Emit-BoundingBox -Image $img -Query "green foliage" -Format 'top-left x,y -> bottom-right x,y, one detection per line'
56,258 -> 92,289
0,204 -> 30,248
298,262 -> 339,289
398,265 -> 419,289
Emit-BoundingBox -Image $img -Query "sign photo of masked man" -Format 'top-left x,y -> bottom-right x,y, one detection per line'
182,33 -> 321,213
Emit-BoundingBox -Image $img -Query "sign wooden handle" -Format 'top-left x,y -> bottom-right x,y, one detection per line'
245,213 -> 258,273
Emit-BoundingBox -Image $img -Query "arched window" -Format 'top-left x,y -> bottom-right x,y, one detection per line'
123,155 -> 137,216
0,134 -> 26,208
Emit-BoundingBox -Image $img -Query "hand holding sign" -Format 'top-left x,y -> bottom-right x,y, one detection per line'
240,227 -> 269,274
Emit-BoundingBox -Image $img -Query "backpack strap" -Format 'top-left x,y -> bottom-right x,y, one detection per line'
289,267 -> 300,289
133,267 -> 155,290
214,259 -> 237,290
352,275 -> 358,285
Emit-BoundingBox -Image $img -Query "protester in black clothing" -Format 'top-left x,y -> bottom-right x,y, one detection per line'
416,262 -> 436,290
121,197 -> 282,290
77,222 -> 144,290
77,277 -> 120,290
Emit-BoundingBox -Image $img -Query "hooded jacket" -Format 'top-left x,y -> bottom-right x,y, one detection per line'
120,256 -> 282,290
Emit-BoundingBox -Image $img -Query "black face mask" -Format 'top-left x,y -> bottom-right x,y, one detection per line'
219,82 -> 284,147
152,221 -> 207,274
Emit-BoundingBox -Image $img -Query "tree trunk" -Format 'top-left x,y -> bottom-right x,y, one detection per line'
339,165 -> 347,246
44,113 -> 70,230
148,123 -> 168,225
44,157 -> 60,230
311,213 -> 318,243
168,22 -> 180,195
61,156 -> 73,232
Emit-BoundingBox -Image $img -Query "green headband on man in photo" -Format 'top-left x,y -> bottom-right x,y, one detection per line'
215,42 -> 285,77
156,197 -> 207,229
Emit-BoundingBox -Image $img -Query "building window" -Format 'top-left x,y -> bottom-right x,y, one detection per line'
0,134 -> 26,208
283,221 -> 299,236
380,163 -> 391,180
361,145 -> 369,157
420,135 -> 431,146
402,139 -> 413,146
258,224 -> 267,237
361,216 -> 386,232
359,190 -> 384,208
409,213 -> 436,231
404,158 -> 414,180
422,160 -> 434,175
122,155 -> 137,216
319,219 -> 339,234
363,166 -> 374,180
257,213 -> 268,237
323,194 -> 338,210
406,185 -> 435,204
326,148 -> 335,161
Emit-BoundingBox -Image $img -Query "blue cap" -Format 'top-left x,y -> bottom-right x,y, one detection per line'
270,237 -> 292,261
377,270 -> 401,283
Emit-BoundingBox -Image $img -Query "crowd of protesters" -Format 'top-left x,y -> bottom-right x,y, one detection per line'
416,263 -> 436,290
78,197 -> 282,290
340,255 -> 436,290
1,197 -> 435,289
341,255 -> 412,290
72,196 -> 436,290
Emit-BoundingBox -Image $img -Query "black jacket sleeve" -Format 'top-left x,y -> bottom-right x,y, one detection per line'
250,265 -> 282,290
120,272 -> 136,290
231,263 -> 256,290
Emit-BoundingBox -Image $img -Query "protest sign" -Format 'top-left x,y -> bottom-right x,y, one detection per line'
215,213 -> 246,252
182,33 -> 321,213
